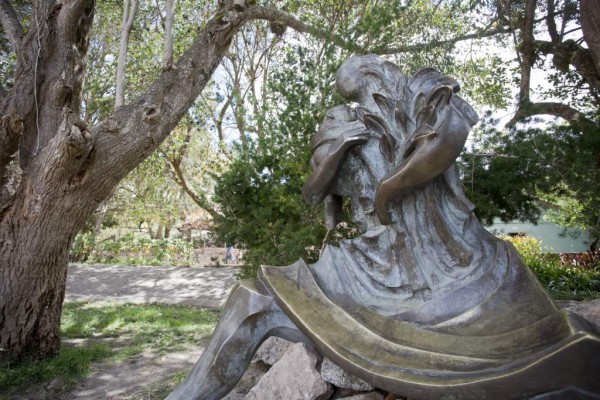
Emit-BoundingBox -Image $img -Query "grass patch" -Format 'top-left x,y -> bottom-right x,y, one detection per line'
62,302 -> 220,355
1,303 -> 220,397
0,344 -> 112,394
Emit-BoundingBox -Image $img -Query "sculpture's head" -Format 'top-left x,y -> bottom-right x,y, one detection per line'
335,54 -> 383,102
336,55 -> 478,141
304,55 -> 481,226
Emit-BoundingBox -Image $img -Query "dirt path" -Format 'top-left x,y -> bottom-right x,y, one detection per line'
60,264 -> 238,399
66,264 -> 238,308
11,344 -> 205,400
64,346 -> 204,400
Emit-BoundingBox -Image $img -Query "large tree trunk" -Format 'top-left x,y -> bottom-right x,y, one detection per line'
0,161 -> 98,361
580,0 -> 600,74
0,0 -> 97,361
0,0 -> 251,364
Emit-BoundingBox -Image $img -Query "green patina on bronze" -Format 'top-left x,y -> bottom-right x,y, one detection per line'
260,259 -> 600,397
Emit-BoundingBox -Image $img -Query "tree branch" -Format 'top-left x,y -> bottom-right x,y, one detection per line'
503,1 -> 598,134
57,0 -> 95,41
0,0 -> 24,52
378,25 -> 513,54
115,0 -> 138,109
244,6 -> 512,55
535,39 -> 600,91
580,0 -> 600,74
163,0 -> 175,70
506,101 -> 595,131
517,0 -> 537,103
83,2 -> 244,203
166,158 -> 221,219
546,0 -> 559,43
216,95 -> 233,143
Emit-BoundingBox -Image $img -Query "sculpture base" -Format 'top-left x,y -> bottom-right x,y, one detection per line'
259,256 -> 600,399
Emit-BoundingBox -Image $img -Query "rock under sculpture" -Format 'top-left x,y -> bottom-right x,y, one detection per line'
167,55 -> 600,400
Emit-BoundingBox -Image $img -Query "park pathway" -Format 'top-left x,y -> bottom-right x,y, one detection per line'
65,264 -> 239,308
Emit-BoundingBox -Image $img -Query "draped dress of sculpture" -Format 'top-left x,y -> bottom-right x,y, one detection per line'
167,55 -> 600,400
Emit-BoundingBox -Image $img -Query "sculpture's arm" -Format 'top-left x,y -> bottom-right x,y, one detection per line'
302,122 -> 369,205
374,97 -> 477,225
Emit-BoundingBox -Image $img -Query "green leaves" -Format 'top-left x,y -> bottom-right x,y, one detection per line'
71,231 -> 194,266
460,112 -> 600,242
213,42 -> 343,272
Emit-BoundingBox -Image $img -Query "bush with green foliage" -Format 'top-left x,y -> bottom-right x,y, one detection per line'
70,233 -> 193,267
213,43 -> 344,276
505,236 -> 600,300
461,113 -> 600,243
70,233 -> 99,263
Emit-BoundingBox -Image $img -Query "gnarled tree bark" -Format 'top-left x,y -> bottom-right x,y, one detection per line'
580,0 -> 600,73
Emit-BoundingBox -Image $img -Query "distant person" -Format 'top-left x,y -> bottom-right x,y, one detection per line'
225,244 -> 234,264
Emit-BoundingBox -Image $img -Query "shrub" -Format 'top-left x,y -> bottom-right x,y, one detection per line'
504,235 -> 600,300
70,233 -> 193,266
70,232 -> 97,262
560,250 -> 600,270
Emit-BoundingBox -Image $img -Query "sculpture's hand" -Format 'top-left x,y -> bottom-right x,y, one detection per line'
374,180 -> 394,225
328,127 -> 369,157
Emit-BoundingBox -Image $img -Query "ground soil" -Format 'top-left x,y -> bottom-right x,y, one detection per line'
9,343 -> 205,400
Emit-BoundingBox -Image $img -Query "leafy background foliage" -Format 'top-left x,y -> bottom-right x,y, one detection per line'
506,236 -> 600,300
460,113 -> 600,240
213,42 -> 341,272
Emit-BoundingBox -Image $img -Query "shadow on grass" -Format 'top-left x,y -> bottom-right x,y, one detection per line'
62,302 -> 220,354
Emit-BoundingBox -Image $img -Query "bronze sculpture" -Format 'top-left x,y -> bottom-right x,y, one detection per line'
167,55 -> 600,400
